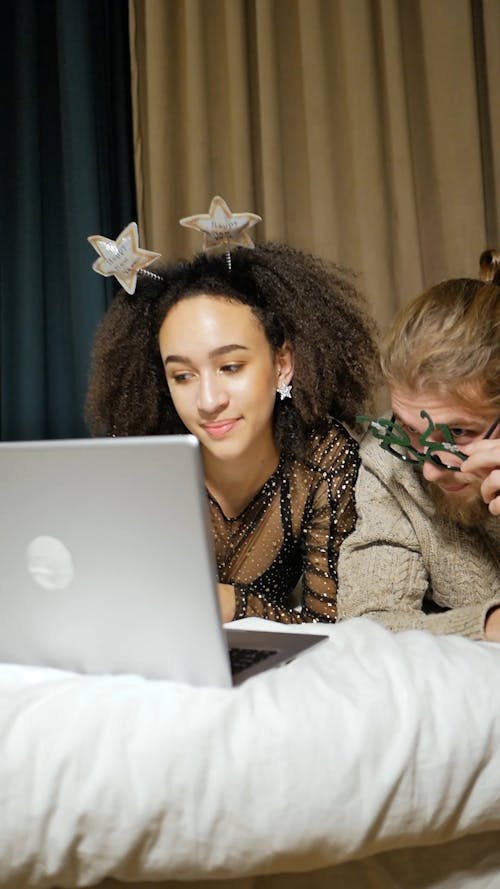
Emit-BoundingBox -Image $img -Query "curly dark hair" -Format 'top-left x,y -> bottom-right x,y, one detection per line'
85,241 -> 379,456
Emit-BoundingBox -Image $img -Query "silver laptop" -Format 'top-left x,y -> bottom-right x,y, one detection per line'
0,435 -> 326,687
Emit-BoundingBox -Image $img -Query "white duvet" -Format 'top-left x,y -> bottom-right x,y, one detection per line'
1,618 -> 500,889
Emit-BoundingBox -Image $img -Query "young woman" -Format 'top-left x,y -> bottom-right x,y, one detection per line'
86,241 -> 378,623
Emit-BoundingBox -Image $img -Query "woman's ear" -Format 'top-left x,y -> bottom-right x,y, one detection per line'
276,342 -> 294,385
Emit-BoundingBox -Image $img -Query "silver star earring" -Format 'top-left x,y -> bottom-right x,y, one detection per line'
277,381 -> 292,401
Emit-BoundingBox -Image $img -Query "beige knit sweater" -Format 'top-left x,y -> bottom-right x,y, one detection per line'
337,435 -> 500,639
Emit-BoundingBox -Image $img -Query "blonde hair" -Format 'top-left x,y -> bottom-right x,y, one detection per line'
479,249 -> 500,282
381,255 -> 500,410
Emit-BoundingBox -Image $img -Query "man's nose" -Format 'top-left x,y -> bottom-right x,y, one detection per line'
421,457 -> 449,483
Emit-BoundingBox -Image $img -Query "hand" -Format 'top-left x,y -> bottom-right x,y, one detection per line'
217,583 -> 236,623
484,606 -> 500,642
460,439 -> 500,516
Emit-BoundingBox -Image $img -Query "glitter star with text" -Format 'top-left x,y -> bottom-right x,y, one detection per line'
180,196 -> 261,251
88,222 -> 161,294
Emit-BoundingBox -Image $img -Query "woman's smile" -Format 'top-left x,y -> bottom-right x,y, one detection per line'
202,418 -> 241,438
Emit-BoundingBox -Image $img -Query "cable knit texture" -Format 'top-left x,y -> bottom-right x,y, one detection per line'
337,435 -> 500,639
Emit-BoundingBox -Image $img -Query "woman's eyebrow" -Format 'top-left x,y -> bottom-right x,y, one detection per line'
164,344 -> 249,366
164,354 -> 189,366
208,344 -> 250,359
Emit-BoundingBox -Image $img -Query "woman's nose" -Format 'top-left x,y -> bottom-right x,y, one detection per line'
197,374 -> 228,413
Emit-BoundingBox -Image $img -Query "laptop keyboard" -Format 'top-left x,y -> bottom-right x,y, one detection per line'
229,646 -> 278,676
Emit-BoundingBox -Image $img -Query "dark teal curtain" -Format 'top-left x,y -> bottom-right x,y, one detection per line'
0,0 -> 136,441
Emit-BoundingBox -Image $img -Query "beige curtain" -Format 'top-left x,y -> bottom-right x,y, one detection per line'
128,0 -> 500,332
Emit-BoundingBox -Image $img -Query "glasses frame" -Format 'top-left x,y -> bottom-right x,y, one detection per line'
357,411 -> 500,472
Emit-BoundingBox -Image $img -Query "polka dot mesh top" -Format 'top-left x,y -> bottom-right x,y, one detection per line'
207,418 -> 360,623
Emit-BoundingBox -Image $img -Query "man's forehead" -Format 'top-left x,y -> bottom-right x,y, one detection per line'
389,387 -> 483,424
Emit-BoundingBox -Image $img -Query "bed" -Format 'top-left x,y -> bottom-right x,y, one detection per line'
1,617 -> 500,889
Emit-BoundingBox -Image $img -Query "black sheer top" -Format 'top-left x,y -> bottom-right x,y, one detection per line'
207,419 -> 359,623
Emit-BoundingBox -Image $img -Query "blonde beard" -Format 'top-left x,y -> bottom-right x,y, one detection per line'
422,478 -> 489,528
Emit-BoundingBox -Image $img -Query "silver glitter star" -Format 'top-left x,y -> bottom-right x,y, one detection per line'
277,383 -> 292,401
88,222 -> 161,294
180,195 -> 262,252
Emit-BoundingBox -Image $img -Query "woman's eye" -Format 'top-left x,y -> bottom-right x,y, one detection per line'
171,372 -> 194,383
220,363 -> 242,374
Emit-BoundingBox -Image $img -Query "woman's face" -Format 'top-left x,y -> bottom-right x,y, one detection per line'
158,295 -> 293,465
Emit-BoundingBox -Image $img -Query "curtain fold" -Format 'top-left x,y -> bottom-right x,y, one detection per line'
1,0 -> 136,441
129,0 -> 500,333
479,0 -> 500,247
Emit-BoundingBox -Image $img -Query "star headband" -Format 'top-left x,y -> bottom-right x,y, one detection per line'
88,197 -> 262,292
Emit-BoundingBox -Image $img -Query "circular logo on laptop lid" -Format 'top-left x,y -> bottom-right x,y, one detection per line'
27,536 -> 74,590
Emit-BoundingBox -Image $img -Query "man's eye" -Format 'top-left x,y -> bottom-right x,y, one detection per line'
400,422 -> 419,435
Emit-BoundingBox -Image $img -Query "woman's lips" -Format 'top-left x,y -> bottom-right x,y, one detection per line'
202,419 -> 240,439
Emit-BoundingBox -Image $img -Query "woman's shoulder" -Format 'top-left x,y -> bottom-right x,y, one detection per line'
295,418 -> 359,475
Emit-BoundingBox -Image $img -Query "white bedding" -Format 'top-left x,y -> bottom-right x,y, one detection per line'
1,618 -> 500,889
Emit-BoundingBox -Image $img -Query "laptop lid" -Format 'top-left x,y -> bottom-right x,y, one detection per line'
0,435 -> 326,686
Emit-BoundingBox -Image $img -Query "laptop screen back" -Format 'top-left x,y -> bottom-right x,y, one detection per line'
0,435 -> 232,686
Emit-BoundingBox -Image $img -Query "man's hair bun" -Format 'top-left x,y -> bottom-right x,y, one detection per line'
479,249 -> 500,284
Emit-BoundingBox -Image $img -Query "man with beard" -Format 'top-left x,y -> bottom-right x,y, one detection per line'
337,252 -> 500,641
